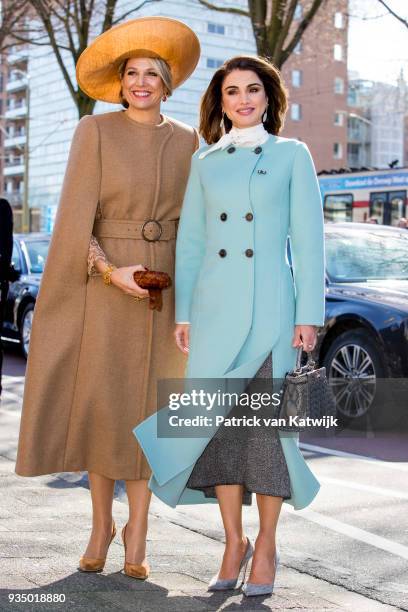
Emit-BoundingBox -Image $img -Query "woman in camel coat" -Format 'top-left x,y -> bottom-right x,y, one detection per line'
15,17 -> 200,579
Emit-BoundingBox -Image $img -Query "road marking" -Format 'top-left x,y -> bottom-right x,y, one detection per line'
285,506 -> 408,561
1,390 -> 23,404
2,375 -> 25,383
300,442 -> 408,472
318,476 -> 408,500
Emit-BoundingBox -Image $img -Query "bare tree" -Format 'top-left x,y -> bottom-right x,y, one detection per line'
0,0 -> 29,50
2,0 -> 162,117
198,0 -> 408,65
197,0 -> 326,66
377,0 -> 408,29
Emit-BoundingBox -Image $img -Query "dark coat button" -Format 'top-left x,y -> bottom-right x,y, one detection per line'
220,212 -> 227,221
245,249 -> 254,257
245,212 -> 253,221
227,146 -> 236,154
219,249 -> 227,257
254,146 -> 262,154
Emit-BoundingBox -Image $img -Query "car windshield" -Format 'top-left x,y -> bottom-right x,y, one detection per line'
325,229 -> 408,282
25,240 -> 50,273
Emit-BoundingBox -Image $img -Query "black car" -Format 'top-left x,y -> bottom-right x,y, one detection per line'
2,233 -> 50,358
317,222 -> 408,423
3,225 -> 408,384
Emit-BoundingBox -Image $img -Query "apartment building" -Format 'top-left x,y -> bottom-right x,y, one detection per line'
348,71 -> 407,169
280,0 -> 348,171
5,0 -> 350,230
1,45 -> 29,231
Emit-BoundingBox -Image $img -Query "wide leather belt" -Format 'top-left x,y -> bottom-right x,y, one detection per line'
93,219 -> 178,242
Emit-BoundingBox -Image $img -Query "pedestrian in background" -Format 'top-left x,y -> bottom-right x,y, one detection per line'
397,217 -> 408,229
0,197 -> 13,397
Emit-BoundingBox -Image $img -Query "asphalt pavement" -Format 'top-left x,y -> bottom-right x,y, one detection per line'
0,346 -> 406,611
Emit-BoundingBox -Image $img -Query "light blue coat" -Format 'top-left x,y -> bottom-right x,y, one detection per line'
134,134 -> 325,510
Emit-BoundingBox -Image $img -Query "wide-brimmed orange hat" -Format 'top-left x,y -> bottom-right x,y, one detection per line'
76,16 -> 200,103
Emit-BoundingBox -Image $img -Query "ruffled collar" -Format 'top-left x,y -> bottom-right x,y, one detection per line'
199,123 -> 270,159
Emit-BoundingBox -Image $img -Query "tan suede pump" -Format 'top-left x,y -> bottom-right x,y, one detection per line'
121,523 -> 150,580
78,521 -> 116,572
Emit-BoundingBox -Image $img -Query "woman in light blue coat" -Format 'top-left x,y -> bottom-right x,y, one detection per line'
134,55 -> 325,596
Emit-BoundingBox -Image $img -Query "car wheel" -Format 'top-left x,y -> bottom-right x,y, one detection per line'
322,330 -> 385,422
19,303 -> 34,359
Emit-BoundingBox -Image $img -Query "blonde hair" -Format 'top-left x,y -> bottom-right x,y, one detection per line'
118,57 -> 173,108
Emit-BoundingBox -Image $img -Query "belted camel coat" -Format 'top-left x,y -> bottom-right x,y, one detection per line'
15,110 -> 197,480
134,135 -> 326,509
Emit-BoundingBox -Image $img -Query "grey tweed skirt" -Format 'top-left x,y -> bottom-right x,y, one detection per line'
186,352 -> 291,505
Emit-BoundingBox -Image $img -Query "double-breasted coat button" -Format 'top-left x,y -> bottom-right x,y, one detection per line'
245,249 -> 254,257
227,146 -> 236,154
245,212 -> 253,221
220,212 -> 227,221
219,249 -> 227,257
254,146 -> 262,154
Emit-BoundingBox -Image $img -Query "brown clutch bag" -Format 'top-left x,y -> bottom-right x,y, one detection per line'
133,269 -> 172,312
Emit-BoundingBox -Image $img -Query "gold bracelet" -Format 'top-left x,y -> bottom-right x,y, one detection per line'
103,264 -> 116,286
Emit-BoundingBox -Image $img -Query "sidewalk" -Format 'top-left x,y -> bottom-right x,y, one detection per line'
0,370 -> 400,612
0,453 -> 397,612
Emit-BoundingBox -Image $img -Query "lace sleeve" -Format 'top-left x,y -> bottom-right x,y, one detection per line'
88,234 -> 112,276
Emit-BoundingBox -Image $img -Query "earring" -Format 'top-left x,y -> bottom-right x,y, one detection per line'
162,94 -> 168,102
262,103 -> 269,123
220,111 -> 225,132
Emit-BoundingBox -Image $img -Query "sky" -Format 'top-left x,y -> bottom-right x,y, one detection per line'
348,0 -> 408,85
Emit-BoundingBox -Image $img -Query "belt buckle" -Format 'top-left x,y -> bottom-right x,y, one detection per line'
141,219 -> 163,242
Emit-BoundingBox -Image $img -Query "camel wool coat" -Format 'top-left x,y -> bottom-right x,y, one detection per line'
15,110 -> 197,480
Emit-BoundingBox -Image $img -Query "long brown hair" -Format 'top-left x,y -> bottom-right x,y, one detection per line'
200,56 -> 289,144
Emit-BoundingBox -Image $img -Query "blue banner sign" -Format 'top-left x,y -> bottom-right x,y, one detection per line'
319,171 -> 408,195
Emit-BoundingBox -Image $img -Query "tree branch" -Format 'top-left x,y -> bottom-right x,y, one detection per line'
112,0 -> 164,25
377,0 -> 408,28
197,0 -> 249,17
281,0 -> 324,64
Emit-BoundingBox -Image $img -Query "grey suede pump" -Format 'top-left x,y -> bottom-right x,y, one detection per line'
208,537 -> 254,591
241,548 -> 280,597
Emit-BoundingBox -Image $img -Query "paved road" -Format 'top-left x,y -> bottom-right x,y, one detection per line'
0,348 -> 406,611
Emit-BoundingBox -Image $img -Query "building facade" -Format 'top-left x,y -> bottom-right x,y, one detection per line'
347,72 -> 407,169
2,45 -> 29,231
12,0 -> 350,230
280,0 -> 349,172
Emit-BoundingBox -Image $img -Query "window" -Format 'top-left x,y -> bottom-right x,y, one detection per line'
292,69 -> 302,87
334,77 -> 344,94
334,44 -> 343,61
208,22 -> 225,35
324,194 -> 353,223
294,40 -> 302,54
206,58 -> 223,69
334,12 -> 344,29
12,243 -> 22,273
334,112 -> 344,126
294,4 -> 303,20
333,142 -> 343,159
291,103 -> 302,121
